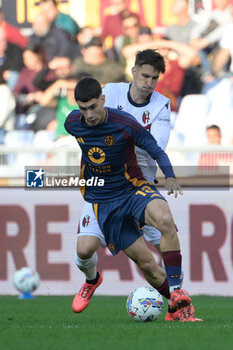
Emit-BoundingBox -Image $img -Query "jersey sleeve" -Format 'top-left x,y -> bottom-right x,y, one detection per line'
150,103 -> 171,151
130,122 -> 175,179
64,109 -> 80,136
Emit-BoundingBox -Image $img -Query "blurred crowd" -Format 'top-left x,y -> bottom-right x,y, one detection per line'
0,0 -> 233,153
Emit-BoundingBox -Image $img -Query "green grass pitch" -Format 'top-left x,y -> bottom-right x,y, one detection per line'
1,295 -> 233,350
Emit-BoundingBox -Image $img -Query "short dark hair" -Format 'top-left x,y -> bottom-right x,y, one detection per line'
24,43 -> 47,65
74,77 -> 102,102
134,49 -> 166,74
206,124 -> 221,132
83,36 -> 103,49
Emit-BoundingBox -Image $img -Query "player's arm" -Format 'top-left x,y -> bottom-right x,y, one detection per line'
132,123 -> 182,197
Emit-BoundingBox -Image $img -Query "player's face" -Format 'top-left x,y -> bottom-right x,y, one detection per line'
77,95 -> 106,126
132,64 -> 160,96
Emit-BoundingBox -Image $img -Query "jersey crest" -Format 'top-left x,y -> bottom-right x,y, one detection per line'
82,215 -> 90,227
142,110 -> 150,124
104,135 -> 115,146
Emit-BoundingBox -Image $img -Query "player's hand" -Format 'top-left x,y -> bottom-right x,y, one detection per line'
164,177 -> 183,198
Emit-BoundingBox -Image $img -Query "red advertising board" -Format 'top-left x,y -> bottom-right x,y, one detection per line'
1,188 -> 232,296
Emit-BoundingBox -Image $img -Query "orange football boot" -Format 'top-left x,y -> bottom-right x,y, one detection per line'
178,305 -> 203,322
72,273 -> 103,313
169,289 -> 191,310
165,309 -> 181,321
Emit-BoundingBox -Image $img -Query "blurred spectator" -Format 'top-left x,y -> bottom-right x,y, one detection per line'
13,43 -> 54,126
77,26 -> 95,46
39,0 -> 80,40
198,124 -> 233,171
0,27 -> 23,91
122,35 -> 199,111
163,0 -> 203,96
13,44 -> 48,96
114,12 -> 141,66
73,36 -> 125,84
68,26 -> 96,61
206,124 -> 222,144
101,0 -> 131,48
190,0 -> 232,77
212,16 -> 233,76
29,12 -> 73,61
33,56 -> 74,91
191,0 -> 232,48
0,70 -> 16,134
0,7 -> 28,49
121,26 -> 161,77
155,39 -> 199,111
164,0 -> 197,44
39,77 -> 78,138
21,56 -> 76,132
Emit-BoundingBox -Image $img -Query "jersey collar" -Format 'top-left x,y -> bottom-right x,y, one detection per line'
127,83 -> 152,107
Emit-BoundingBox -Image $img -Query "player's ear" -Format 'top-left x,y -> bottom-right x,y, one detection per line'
101,94 -> 105,104
132,66 -> 136,77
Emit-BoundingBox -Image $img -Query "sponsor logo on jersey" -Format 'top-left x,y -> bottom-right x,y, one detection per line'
82,215 -> 90,227
104,136 -> 115,146
88,147 -> 106,164
117,105 -> 123,110
157,116 -> 170,122
142,110 -> 150,124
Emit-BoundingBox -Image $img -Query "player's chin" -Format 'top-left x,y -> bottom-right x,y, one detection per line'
87,120 -> 97,126
142,87 -> 153,94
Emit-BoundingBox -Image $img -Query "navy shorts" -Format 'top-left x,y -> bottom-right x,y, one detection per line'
93,184 -> 166,255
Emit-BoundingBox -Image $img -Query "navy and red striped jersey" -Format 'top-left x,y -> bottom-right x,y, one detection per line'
64,107 -> 175,202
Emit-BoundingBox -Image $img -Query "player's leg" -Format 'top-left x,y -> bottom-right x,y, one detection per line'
145,198 -> 191,310
123,236 -> 170,298
73,235 -> 103,313
123,236 -> 182,321
76,235 -> 101,279
124,236 -> 202,322
72,202 -> 105,313
143,225 -> 185,320
143,225 -> 184,287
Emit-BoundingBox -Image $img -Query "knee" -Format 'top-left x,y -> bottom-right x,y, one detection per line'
157,212 -> 174,233
77,243 -> 95,260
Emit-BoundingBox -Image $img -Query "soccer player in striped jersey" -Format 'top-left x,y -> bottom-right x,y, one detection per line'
65,73 -> 202,322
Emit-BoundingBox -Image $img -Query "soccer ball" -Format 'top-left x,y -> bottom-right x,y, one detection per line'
13,267 -> 40,294
126,286 -> 164,322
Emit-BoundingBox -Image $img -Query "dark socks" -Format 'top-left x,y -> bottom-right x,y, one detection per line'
162,250 -> 182,291
86,272 -> 99,285
157,278 -> 170,300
